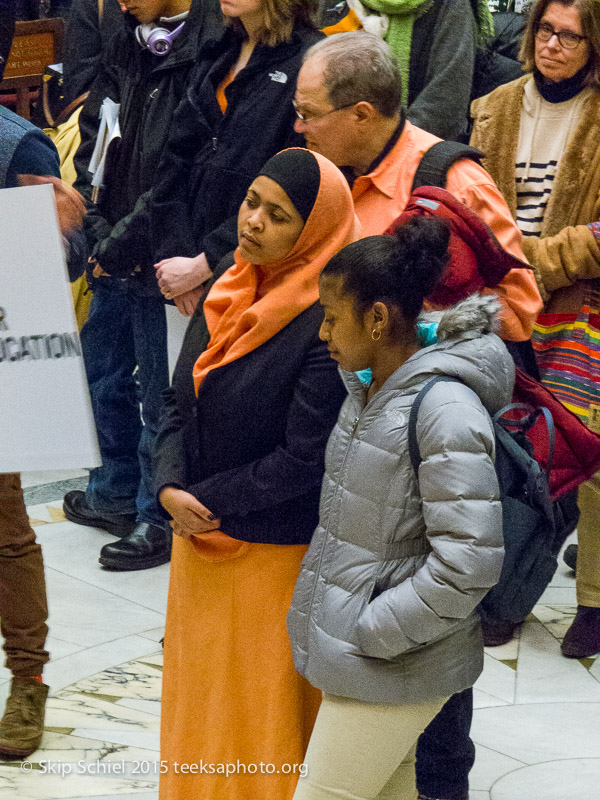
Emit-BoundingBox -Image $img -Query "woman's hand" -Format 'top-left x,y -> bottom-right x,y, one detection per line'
154,253 -> 212,298
159,487 -> 221,540
173,286 -> 207,317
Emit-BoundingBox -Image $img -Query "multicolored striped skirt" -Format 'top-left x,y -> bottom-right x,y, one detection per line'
532,283 -> 600,431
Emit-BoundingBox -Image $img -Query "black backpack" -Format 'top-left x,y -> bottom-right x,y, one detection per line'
408,376 -> 560,624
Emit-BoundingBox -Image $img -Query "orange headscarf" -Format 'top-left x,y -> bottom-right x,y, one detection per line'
192,149 -> 360,394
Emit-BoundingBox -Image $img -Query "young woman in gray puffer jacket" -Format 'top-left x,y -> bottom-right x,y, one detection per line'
287,216 -> 511,800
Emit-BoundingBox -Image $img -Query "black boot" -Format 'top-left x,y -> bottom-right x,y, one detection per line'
63,490 -> 137,537
561,606 -> 600,658
99,522 -> 172,570
478,609 -> 519,647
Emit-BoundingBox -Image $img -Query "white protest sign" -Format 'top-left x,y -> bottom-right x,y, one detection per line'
0,184 -> 101,472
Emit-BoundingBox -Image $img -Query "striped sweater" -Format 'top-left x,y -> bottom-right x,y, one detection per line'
515,80 -> 592,238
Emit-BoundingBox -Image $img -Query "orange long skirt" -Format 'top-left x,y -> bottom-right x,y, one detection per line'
159,532 -> 321,800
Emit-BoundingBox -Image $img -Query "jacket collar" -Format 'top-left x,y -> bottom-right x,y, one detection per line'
339,295 -> 513,417
203,22 -> 318,77
352,120 -> 420,200
541,88 -> 600,235
470,75 -> 530,219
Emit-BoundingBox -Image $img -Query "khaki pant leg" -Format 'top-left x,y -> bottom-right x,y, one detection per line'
576,471 -> 600,608
292,692 -> 447,800
0,474 -> 49,676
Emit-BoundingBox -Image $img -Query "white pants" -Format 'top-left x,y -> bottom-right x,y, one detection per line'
292,693 -> 447,800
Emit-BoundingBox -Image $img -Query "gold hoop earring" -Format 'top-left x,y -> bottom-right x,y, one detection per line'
371,329 -> 381,341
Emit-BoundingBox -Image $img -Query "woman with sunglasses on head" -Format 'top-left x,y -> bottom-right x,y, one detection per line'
153,148 -> 359,800
470,0 -> 600,660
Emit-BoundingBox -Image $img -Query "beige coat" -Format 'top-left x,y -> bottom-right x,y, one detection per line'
470,75 -> 600,314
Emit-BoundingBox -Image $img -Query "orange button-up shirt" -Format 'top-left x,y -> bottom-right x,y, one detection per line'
352,121 -> 543,341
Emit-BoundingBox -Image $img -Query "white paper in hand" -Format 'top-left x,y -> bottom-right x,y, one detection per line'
88,97 -> 121,193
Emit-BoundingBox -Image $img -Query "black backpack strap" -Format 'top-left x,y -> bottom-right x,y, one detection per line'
408,377 -> 461,474
411,141 -> 485,192
493,403 -> 555,479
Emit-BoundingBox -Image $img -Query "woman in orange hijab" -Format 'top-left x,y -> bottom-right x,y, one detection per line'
153,148 -> 359,800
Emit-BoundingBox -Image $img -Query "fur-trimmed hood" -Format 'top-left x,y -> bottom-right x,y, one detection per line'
343,294 -> 515,416
434,292 -> 500,341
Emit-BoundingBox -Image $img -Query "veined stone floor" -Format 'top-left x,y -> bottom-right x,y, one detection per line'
0,471 -> 597,799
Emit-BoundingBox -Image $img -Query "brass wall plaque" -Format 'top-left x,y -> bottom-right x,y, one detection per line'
3,33 -> 55,80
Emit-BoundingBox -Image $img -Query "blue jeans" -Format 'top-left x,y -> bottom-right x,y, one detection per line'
80,278 -> 169,527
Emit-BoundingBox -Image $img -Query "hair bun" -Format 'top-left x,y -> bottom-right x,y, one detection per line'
321,215 -> 451,323
392,216 -> 450,301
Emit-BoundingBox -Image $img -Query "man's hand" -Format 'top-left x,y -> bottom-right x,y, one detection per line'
159,487 -> 221,540
18,174 -> 86,237
154,252 -> 213,299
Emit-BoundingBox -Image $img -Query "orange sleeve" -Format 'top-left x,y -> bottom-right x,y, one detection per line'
446,163 -> 543,341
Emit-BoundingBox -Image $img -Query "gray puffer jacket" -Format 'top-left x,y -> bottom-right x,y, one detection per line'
287,295 -> 513,704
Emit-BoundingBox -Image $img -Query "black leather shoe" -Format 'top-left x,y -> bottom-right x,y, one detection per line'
561,605 -> 600,658
99,522 -> 172,570
563,543 -> 578,573
63,490 -> 137,537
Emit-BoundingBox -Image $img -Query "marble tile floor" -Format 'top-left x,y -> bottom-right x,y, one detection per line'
0,481 -> 596,799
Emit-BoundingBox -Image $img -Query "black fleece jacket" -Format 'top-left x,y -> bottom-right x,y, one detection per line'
0,0 -> 15,80
150,22 -> 323,271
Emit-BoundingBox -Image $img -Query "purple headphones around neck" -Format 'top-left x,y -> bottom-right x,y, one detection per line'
135,21 -> 185,56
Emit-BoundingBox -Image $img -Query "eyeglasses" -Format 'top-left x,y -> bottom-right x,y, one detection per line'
292,100 -> 355,122
535,21 -> 587,50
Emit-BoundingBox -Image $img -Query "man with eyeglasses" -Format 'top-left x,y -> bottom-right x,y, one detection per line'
293,31 -> 542,345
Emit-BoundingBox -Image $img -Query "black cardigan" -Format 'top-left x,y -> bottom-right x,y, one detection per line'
153,286 -> 347,546
150,22 -> 322,271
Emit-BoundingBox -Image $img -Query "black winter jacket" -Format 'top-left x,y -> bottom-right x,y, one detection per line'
63,0 -> 126,104
152,275 -> 346,546
150,22 -> 322,270
73,0 -> 222,294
